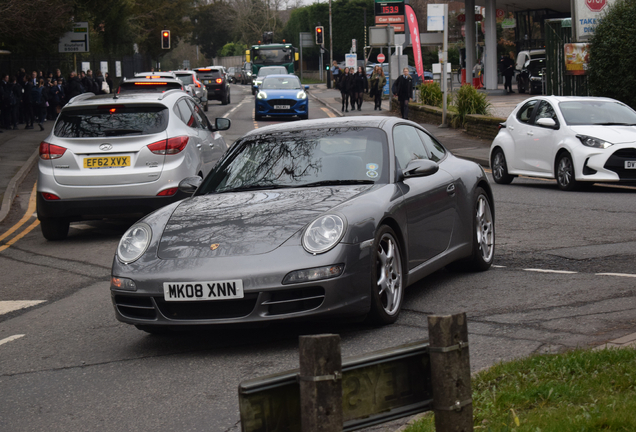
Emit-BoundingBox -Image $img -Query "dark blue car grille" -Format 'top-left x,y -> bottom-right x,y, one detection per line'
267,99 -> 297,112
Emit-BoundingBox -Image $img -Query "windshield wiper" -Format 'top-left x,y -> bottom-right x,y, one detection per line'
298,180 -> 375,187
592,122 -> 636,126
214,184 -> 296,194
103,129 -> 143,136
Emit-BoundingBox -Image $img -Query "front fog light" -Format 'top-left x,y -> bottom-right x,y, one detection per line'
282,264 -> 344,284
117,223 -> 151,263
111,276 -> 137,291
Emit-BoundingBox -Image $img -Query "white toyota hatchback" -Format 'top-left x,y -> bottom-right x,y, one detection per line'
490,96 -> 636,191
37,90 -> 230,240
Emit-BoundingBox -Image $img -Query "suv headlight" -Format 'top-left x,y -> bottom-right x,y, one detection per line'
302,215 -> 346,254
117,223 -> 152,263
577,135 -> 613,149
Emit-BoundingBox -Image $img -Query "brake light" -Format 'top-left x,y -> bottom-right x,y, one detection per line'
216,78 -> 223,84
157,187 -> 178,196
39,142 -> 66,160
198,68 -> 212,72
135,82 -> 168,85
147,136 -> 189,155
145,75 -> 162,79
41,192 -> 60,200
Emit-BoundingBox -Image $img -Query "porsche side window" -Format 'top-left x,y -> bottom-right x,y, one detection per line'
534,101 -> 559,128
517,100 -> 538,124
393,125 -> 429,169
416,129 -> 446,163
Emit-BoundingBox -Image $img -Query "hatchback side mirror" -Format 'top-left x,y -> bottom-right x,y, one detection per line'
536,117 -> 558,129
215,118 -> 231,131
304,85 -> 309,90
178,176 -> 203,195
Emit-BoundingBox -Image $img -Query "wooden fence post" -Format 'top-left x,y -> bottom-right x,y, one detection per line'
427,313 -> 473,432
298,334 -> 343,432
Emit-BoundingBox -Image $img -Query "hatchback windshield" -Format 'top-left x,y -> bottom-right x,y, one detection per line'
118,81 -> 182,94
198,127 -> 389,194
262,76 -> 301,90
559,100 -> 636,125
55,104 -> 169,137
257,67 -> 287,78
175,74 -> 194,85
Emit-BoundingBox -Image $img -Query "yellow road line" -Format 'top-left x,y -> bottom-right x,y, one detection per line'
321,107 -> 336,118
0,183 -> 38,243
0,219 -> 40,252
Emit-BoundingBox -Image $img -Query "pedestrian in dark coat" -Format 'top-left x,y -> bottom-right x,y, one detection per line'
32,79 -> 48,131
351,66 -> 368,111
8,76 -> 21,129
22,75 -> 34,129
392,68 -> 413,119
502,51 -> 515,94
339,67 -> 353,112
369,66 -> 386,111
105,72 -> 114,93
66,71 -> 83,102
50,80 -> 64,115
1,74 -> 11,129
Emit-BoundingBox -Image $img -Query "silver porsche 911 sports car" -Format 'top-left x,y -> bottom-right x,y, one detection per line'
111,116 -> 495,332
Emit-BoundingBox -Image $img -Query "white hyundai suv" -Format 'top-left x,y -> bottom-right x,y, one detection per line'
36,90 -> 230,240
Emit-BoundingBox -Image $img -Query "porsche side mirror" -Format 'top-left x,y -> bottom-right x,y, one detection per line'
178,176 -> 203,195
402,159 -> 439,179
215,118 -> 231,131
536,117 -> 557,129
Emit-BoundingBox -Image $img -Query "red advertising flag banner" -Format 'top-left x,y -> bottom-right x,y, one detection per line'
405,5 -> 423,79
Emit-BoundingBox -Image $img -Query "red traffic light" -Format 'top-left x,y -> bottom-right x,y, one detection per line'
161,30 -> 171,49
315,26 -> 324,45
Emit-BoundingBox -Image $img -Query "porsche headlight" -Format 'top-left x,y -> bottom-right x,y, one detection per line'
302,215 -> 346,254
297,91 -> 307,99
577,135 -> 613,149
257,90 -> 268,99
117,223 -> 152,263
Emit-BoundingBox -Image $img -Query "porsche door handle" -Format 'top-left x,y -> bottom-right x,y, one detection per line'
527,131 -> 534,136
446,183 -> 456,196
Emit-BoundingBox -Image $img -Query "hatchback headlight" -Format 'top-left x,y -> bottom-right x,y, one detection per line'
577,135 -> 613,149
117,223 -> 152,263
297,91 -> 307,99
257,91 -> 268,99
302,215 -> 346,254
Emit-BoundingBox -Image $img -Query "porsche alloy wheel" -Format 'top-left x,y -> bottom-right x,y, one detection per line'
369,226 -> 404,325
473,190 -> 494,270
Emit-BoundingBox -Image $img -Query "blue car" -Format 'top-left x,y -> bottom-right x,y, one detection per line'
255,75 -> 309,120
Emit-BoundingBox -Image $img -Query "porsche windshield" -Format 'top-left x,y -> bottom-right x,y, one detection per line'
200,127 -> 389,193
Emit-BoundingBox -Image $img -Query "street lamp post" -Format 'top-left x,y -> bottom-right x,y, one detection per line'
329,0 -> 333,89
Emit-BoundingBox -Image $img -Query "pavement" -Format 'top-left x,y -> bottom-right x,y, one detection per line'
2,86 -> 635,353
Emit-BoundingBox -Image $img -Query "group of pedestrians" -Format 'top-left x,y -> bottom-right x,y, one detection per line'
0,68 -> 114,132
333,64 -> 369,112
330,61 -> 413,118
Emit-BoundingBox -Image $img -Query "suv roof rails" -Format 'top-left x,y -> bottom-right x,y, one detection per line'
67,92 -> 95,105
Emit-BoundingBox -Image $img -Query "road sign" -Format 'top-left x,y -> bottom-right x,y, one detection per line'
345,54 -> 357,68
58,22 -> 89,53
586,0 -> 606,11
377,53 -> 385,63
496,9 -> 505,18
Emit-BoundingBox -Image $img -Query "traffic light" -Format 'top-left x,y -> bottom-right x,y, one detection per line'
315,26 -> 324,45
161,30 -> 170,49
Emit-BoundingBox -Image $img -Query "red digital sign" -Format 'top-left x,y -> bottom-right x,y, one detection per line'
375,2 -> 404,16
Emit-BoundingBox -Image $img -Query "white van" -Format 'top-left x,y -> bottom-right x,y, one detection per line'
516,49 -> 546,71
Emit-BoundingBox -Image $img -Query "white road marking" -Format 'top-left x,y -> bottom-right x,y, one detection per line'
492,265 -> 506,268
523,268 -> 578,274
0,300 -> 46,315
596,273 -> 636,278
222,96 -> 252,119
0,334 -> 25,347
